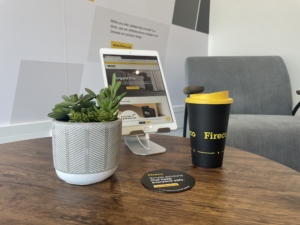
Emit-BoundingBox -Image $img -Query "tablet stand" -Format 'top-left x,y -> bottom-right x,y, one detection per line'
124,128 -> 170,155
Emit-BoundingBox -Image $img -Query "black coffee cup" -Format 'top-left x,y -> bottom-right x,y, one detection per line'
186,91 -> 233,168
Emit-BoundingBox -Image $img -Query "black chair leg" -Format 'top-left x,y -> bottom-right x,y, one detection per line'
183,103 -> 188,137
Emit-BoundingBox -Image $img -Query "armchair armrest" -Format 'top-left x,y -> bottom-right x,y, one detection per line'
183,86 -> 205,95
292,90 -> 300,115
182,86 -> 205,137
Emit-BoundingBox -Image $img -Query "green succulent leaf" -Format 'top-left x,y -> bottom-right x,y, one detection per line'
52,106 -> 68,113
80,94 -> 95,103
80,101 -> 96,108
85,88 -> 97,97
48,112 -> 69,121
104,88 -> 111,98
111,73 -> 117,88
62,95 -> 70,102
69,94 -> 79,102
93,105 -> 99,111
111,103 -> 120,112
119,92 -> 127,99
107,101 -> 113,110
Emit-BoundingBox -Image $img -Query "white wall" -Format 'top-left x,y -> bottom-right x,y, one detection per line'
209,0 -> 300,112
3,0 -> 300,143
0,0 -> 208,143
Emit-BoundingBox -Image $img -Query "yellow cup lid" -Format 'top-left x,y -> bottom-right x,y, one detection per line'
185,91 -> 233,104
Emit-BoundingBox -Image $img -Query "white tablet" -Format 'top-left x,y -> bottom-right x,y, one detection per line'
99,48 -> 177,136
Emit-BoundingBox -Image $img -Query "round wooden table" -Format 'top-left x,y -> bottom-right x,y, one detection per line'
1,135 -> 300,224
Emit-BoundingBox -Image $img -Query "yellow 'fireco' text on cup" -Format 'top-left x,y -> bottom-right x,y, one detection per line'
204,132 -> 226,140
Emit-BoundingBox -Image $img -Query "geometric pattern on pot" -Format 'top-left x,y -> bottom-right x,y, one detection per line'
52,119 -> 122,174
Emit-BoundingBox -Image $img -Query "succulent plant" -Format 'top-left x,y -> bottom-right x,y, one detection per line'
48,73 -> 127,122
94,74 -> 127,115
48,93 -> 96,121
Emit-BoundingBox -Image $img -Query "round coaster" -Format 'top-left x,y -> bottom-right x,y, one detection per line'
141,169 -> 195,193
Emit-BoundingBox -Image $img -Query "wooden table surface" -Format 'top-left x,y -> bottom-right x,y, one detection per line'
1,135 -> 300,225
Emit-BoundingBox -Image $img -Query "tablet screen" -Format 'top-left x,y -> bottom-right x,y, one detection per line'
100,49 -> 177,135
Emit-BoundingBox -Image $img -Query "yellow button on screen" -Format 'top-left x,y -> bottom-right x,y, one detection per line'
126,86 -> 140,90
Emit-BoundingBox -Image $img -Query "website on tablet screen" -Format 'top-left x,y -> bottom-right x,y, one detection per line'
103,54 -> 174,127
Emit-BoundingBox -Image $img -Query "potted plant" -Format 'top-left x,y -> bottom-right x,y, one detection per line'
48,73 -> 127,185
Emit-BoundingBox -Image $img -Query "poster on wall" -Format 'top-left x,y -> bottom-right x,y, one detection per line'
88,6 -> 170,64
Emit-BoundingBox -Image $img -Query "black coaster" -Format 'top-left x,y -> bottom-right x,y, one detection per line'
141,169 -> 195,193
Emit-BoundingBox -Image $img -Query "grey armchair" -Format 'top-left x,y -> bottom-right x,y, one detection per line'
183,56 -> 300,172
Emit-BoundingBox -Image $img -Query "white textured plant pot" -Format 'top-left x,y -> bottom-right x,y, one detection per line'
51,119 -> 122,185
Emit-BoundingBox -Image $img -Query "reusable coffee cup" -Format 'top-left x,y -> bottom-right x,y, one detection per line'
185,91 -> 233,168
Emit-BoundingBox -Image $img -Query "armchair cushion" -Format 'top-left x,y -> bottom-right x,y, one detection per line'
227,114 -> 300,172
